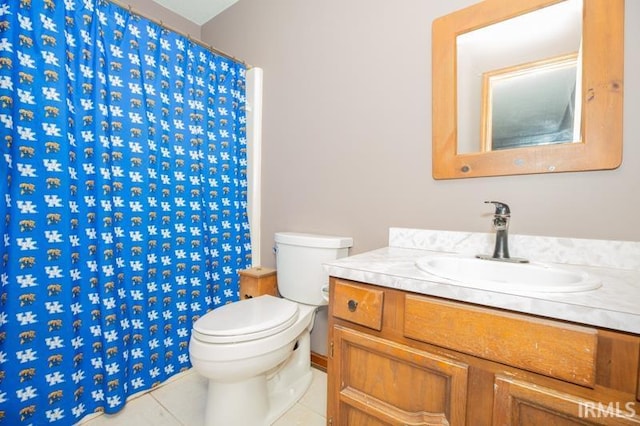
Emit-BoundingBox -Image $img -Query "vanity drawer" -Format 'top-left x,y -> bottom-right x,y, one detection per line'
404,295 -> 598,387
332,280 -> 384,331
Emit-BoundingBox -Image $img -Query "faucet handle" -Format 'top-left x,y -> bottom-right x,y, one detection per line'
484,200 -> 510,216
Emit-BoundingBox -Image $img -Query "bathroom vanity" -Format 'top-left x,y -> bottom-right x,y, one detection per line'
325,229 -> 640,425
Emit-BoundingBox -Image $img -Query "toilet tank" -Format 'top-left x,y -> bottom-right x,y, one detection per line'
274,232 -> 353,306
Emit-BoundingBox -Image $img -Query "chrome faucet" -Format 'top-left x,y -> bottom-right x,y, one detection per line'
477,201 -> 528,263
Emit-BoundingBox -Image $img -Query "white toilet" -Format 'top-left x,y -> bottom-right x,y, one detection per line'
189,232 -> 353,426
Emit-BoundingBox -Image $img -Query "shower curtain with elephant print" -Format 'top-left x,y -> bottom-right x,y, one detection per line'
0,0 -> 252,423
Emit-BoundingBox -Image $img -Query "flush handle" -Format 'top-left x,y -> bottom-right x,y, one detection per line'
347,299 -> 358,312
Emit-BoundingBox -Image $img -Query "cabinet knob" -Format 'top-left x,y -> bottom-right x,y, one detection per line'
347,299 -> 358,312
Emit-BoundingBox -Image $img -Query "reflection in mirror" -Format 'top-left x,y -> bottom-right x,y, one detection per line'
432,0 -> 624,179
482,53 -> 581,151
456,0 -> 582,154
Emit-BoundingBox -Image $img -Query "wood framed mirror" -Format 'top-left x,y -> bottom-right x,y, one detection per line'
432,0 -> 624,179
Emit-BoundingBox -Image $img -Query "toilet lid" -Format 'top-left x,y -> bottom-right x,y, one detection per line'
192,295 -> 299,344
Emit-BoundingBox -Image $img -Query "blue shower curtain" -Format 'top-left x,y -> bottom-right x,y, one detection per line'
0,0 -> 251,423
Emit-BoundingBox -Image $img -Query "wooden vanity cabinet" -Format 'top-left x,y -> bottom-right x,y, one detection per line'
327,278 -> 640,426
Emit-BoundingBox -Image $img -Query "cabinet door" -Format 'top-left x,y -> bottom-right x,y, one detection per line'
329,326 -> 468,426
494,375 -> 640,425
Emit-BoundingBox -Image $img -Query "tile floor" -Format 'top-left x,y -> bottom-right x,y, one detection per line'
80,367 -> 327,426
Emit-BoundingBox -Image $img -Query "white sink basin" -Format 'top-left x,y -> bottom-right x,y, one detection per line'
415,256 -> 601,293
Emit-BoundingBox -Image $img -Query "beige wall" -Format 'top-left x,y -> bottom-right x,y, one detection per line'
201,0 -> 640,267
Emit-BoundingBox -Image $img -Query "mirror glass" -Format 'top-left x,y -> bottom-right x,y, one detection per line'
432,0 -> 624,179
456,0 -> 583,154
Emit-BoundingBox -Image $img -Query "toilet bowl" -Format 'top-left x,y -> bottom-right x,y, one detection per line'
189,232 -> 353,426
189,295 -> 317,425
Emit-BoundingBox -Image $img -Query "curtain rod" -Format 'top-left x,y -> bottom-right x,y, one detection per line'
106,0 -> 251,69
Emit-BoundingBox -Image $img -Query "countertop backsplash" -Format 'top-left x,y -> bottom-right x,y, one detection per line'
389,227 -> 640,271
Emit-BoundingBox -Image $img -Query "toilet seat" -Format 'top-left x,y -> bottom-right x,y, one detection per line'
192,295 -> 299,344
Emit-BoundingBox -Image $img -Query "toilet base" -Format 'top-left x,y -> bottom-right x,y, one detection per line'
203,330 -> 313,426
267,368 -> 313,425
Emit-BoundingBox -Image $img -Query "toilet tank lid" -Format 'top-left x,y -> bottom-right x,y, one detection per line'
275,232 -> 353,249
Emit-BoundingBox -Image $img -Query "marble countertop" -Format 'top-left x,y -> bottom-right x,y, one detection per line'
324,246 -> 640,335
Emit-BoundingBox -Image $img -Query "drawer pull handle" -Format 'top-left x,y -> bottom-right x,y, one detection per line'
348,299 -> 358,312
